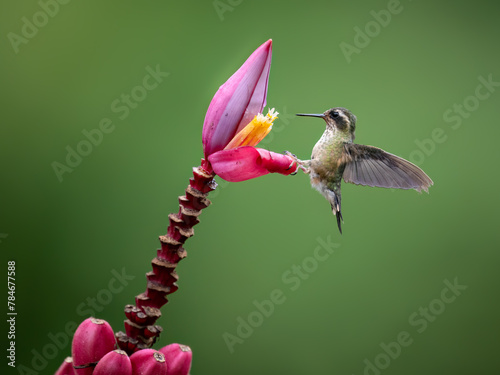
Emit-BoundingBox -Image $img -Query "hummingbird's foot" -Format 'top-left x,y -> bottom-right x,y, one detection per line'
284,151 -> 298,175
284,151 -> 311,174
300,165 -> 311,174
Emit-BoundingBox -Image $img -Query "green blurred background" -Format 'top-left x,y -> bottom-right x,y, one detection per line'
1,0 -> 499,374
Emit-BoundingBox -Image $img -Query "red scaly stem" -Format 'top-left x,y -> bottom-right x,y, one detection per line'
116,159 -> 216,354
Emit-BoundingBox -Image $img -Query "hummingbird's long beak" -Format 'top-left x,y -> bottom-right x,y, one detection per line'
296,113 -> 325,118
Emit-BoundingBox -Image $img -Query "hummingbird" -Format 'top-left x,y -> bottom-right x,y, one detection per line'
289,107 -> 433,234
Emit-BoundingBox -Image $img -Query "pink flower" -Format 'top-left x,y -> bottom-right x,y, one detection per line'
71,318 -> 116,375
54,357 -> 77,375
159,343 -> 192,375
93,350 -> 132,375
130,349 -> 168,375
202,39 -> 297,181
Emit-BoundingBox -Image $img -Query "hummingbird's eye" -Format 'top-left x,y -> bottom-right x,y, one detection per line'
330,111 -> 340,119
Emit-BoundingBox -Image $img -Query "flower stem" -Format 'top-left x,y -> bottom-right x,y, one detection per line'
116,159 -> 216,354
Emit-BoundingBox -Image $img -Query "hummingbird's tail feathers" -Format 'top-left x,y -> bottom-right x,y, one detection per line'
327,189 -> 343,234
335,208 -> 343,234
341,144 -> 433,192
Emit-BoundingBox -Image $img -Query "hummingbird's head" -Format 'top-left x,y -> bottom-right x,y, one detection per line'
297,107 -> 357,141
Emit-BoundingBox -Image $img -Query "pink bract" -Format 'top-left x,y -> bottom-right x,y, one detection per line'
202,39 -> 272,158
209,146 -> 297,182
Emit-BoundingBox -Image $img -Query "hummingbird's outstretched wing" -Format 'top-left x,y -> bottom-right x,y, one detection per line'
340,144 -> 433,192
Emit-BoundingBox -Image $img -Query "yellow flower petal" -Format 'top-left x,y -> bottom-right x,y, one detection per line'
224,108 -> 279,150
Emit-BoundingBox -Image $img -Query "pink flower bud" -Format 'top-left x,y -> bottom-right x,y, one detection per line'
55,357 -> 77,375
159,343 -> 192,375
130,349 -> 168,375
72,317 -> 116,375
94,349 -> 132,375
